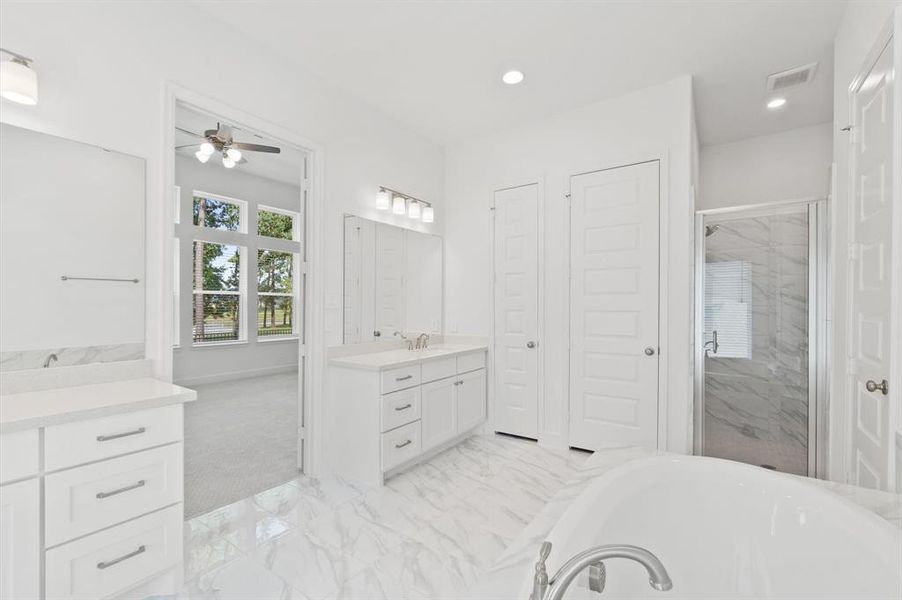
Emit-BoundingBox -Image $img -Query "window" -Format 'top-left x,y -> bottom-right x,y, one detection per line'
258,206 -> 297,241
192,241 -> 243,343
704,260 -> 752,358
257,249 -> 296,338
194,194 -> 243,231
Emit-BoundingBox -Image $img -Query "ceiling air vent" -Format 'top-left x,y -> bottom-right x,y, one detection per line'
766,62 -> 818,92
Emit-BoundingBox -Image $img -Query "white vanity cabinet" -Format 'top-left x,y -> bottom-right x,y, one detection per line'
327,346 -> 487,486
0,378 -> 194,600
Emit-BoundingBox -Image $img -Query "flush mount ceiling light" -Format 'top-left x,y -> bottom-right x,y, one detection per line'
502,70 -> 524,85
0,48 -> 38,105
767,97 -> 787,110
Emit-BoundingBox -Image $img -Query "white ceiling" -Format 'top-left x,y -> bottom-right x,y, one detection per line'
194,0 -> 847,147
175,103 -> 305,186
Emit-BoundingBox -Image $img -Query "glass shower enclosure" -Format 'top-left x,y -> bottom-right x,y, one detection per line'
694,200 -> 826,477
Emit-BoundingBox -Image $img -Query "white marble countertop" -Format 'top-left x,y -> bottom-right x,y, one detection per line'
329,343 -> 488,371
0,377 -> 196,433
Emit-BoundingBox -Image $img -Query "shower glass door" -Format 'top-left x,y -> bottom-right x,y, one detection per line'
695,202 -> 821,476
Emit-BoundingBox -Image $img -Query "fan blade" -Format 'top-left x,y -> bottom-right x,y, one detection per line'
176,127 -> 206,139
230,142 -> 281,153
175,144 -> 198,150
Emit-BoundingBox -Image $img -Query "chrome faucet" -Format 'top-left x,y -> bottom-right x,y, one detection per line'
43,353 -> 59,368
530,541 -> 672,600
415,333 -> 430,350
394,331 -> 414,350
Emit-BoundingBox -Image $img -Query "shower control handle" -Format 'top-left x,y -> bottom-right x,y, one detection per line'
865,379 -> 888,395
644,347 -> 656,356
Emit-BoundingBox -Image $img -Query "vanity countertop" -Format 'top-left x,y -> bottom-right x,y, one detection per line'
0,377 -> 196,433
329,343 -> 487,371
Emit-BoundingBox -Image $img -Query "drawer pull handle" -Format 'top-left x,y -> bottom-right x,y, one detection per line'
394,403 -> 413,411
395,439 -> 413,449
97,545 -> 146,570
96,479 -> 146,499
395,375 -> 413,381
96,427 -> 146,442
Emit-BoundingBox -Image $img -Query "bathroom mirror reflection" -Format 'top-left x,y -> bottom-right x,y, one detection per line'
342,215 -> 442,344
0,123 -> 146,371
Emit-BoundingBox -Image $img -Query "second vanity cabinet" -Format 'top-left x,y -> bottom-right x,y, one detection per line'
327,347 -> 487,486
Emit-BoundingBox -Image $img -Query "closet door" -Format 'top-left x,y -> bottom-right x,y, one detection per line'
569,161 -> 660,450
493,184 -> 539,439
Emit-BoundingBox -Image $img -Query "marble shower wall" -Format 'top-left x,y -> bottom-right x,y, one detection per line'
702,212 -> 809,475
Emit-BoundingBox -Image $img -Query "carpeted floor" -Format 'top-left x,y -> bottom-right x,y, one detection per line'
183,371 -> 300,519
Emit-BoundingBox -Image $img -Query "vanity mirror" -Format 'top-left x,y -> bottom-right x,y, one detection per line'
0,123 -> 145,370
342,215 -> 442,344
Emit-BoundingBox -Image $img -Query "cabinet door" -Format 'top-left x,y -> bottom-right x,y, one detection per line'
457,368 -> 487,433
421,377 -> 458,451
0,478 -> 40,600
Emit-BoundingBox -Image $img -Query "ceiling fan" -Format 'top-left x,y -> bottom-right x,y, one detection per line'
176,123 -> 281,169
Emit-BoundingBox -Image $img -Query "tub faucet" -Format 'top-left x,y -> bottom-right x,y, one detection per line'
43,353 -> 59,368
530,541 -> 672,600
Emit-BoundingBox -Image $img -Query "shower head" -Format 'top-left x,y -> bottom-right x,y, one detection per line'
705,224 -> 720,237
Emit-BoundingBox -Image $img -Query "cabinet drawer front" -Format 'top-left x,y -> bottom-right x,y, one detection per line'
0,429 -> 39,484
381,387 -> 421,433
456,351 -> 486,374
45,504 -> 182,600
0,478 -> 40,600
421,357 -> 456,383
44,404 -> 183,471
381,421 -> 421,471
381,364 -> 421,394
45,443 -> 183,547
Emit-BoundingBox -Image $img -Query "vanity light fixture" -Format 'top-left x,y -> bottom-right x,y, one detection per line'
0,48 -> 38,105
392,195 -> 406,215
376,188 -> 391,210
378,186 -> 435,223
767,97 -> 787,109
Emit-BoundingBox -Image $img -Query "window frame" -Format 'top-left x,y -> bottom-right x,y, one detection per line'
192,190 -> 248,234
191,239 -> 247,346
257,204 -> 300,242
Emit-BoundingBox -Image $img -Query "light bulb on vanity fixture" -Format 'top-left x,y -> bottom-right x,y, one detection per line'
407,200 -> 421,219
376,188 -> 391,210
392,195 -> 406,215
421,205 -> 434,223
0,48 -> 38,105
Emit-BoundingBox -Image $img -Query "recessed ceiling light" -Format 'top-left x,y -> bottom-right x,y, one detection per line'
502,70 -> 524,85
767,97 -> 787,109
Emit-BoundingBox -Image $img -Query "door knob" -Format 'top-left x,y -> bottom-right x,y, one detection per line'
644,347 -> 656,356
865,379 -> 889,395
526,341 -> 536,349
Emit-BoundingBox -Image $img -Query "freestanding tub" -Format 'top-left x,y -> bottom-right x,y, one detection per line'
524,455 -> 902,599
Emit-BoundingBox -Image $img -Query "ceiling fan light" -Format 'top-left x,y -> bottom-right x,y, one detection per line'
195,150 -> 210,163
0,57 -> 38,105
226,147 -> 242,162
421,205 -> 434,223
222,155 -> 236,169
199,141 -> 215,155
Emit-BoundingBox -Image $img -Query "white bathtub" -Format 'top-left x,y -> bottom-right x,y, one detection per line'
523,455 -> 902,599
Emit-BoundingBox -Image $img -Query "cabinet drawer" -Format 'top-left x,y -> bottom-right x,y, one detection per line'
381,364 -> 421,394
0,429 -> 39,484
381,387 -> 421,433
45,443 -> 183,547
44,404 -> 183,471
457,351 -> 486,374
421,357 -> 456,383
45,504 -> 182,600
381,420 -> 421,471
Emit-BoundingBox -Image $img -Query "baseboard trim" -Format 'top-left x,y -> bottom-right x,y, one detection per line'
174,364 -> 297,387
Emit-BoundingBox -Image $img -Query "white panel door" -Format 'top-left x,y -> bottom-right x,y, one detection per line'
569,161 -> 660,450
374,224 -> 406,338
0,478 -> 40,600
493,184 -> 539,438
848,37 -> 895,491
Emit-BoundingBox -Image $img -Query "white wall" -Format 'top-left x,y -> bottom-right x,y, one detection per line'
698,122 -> 833,210
0,1 -> 445,380
173,156 -> 301,385
829,0 -> 901,484
444,76 -> 696,453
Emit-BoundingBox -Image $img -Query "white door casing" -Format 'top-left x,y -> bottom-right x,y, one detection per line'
374,223 -> 406,338
847,35 -> 895,491
569,161 -> 660,451
493,184 -> 540,439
